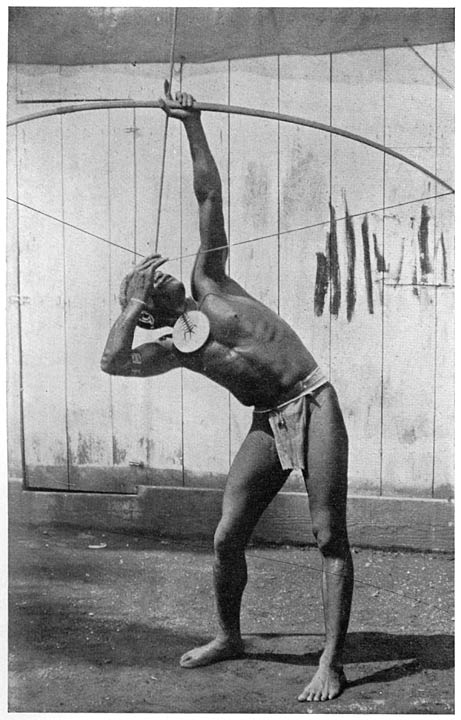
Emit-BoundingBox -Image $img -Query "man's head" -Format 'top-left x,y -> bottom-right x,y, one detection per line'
148,269 -> 187,323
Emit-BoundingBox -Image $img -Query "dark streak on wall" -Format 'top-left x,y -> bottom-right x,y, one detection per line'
112,436 -> 127,465
418,204 -> 432,279
373,233 -> 387,273
314,252 -> 328,316
412,261 -> 419,297
327,203 -> 341,316
345,204 -> 356,322
439,232 -> 448,283
395,239 -> 405,286
361,216 -> 373,314
76,433 -> 92,465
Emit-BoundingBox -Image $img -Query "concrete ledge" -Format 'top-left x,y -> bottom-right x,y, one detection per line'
9,479 -> 454,552
23,464 -> 454,499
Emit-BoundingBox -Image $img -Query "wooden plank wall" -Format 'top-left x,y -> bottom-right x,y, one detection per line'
7,44 -> 454,499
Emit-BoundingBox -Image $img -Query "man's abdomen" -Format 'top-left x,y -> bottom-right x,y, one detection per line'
196,338 -> 317,407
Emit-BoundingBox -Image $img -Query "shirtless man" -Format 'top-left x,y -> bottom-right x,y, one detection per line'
101,88 -> 353,702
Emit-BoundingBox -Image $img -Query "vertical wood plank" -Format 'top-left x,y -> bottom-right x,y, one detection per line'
6,71 -> 23,477
433,42 -> 454,497
433,284 -> 454,498
105,64 -> 184,484
16,115 -> 68,487
128,100 -> 183,478
330,49 -> 384,495
278,54 -> 331,492
180,62 -> 231,487
382,45 -> 437,496
279,54 -> 331,374
107,66 -> 184,483
106,107 -> 138,473
61,110 -> 113,488
228,57 -> 279,460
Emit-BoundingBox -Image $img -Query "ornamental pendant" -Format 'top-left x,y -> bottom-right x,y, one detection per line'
172,310 -> 211,353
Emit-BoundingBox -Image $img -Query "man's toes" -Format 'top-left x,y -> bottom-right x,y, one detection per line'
298,686 -> 316,702
319,685 -> 332,701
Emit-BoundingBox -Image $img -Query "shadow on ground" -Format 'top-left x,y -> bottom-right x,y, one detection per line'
246,630 -> 453,688
9,595 -> 205,669
10,593 -> 453,677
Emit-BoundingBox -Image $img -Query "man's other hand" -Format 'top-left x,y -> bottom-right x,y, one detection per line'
123,254 -> 169,305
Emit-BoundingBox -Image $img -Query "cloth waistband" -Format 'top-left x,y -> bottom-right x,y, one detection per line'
254,366 -> 328,414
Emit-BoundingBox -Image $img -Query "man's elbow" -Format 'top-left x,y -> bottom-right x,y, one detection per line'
195,186 -> 222,206
100,353 -> 118,375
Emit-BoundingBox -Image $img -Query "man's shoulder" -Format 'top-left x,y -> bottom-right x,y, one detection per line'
195,276 -> 255,305
199,289 -> 259,314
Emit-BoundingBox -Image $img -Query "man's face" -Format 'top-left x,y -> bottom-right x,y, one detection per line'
150,270 -> 186,316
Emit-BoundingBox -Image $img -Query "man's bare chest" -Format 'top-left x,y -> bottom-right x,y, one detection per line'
175,295 -> 284,375
199,292 -> 278,346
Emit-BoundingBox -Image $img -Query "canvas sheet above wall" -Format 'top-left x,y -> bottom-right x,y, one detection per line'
8,7 -> 454,64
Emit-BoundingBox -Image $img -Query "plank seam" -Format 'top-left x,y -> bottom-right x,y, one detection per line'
132,108 -> 138,260
14,78 -> 27,487
431,44 -> 439,498
379,47 -> 386,496
59,106 -> 72,490
179,61 -> 185,488
328,52 -> 333,381
107,109 -> 116,468
227,59 -> 232,471
277,54 -> 281,316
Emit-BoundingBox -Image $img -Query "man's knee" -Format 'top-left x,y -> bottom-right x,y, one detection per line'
312,517 -> 349,558
214,521 -> 244,560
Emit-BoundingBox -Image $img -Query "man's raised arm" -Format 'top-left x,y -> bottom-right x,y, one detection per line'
161,86 -> 228,288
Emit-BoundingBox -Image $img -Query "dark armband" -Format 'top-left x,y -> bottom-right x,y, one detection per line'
129,351 -> 143,375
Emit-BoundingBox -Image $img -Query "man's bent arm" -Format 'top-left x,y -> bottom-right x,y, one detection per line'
101,300 -> 178,377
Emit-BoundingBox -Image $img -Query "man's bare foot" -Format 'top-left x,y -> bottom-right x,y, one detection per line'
297,665 -> 347,702
180,638 -> 245,668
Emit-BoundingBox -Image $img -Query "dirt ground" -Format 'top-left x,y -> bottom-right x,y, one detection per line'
9,522 -> 454,714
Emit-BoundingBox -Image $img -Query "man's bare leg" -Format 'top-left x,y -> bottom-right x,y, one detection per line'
298,385 -> 353,702
297,552 -> 353,701
180,416 -> 288,668
179,549 -> 247,667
